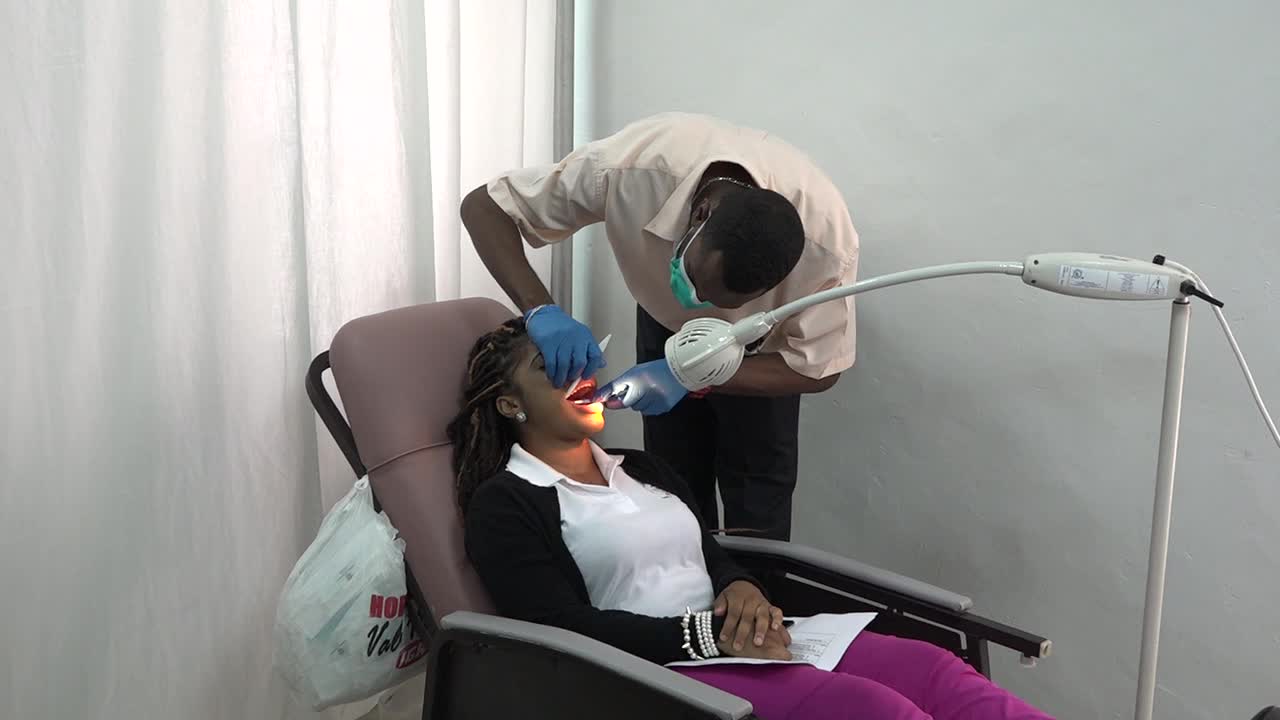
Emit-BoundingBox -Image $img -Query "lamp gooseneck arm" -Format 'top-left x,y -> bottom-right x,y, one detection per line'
759,261 -> 1026,330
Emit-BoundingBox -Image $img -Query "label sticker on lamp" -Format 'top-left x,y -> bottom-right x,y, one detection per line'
1059,265 -> 1108,290
1059,266 -> 1169,297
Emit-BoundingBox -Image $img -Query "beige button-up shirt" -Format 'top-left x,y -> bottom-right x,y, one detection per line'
487,112 -> 859,380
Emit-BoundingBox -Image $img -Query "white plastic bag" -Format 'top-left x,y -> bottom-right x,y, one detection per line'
274,477 -> 428,710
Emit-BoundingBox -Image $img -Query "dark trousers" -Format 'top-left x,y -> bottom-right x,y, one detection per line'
636,306 -> 801,541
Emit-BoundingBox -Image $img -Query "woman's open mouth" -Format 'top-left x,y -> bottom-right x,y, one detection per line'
566,378 -> 598,405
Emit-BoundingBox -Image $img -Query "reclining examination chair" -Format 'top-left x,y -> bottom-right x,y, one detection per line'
306,298 -> 1053,720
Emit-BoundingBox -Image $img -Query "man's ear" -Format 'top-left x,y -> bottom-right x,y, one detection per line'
691,197 -> 712,223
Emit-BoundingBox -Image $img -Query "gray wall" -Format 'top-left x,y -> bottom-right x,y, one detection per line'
573,1 -> 1280,718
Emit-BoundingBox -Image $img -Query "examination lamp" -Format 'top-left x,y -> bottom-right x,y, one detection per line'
666,252 -> 1277,720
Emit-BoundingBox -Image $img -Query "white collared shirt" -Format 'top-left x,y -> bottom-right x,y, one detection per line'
505,443 -> 715,617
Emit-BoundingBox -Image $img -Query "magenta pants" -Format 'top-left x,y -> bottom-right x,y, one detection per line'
673,631 -> 1053,720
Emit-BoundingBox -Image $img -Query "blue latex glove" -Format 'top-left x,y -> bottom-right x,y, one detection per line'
592,359 -> 689,415
524,304 -> 605,388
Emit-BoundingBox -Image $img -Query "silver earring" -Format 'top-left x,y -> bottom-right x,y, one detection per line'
514,411 -> 527,424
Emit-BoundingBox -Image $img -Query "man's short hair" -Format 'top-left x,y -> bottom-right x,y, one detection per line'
704,188 -> 805,294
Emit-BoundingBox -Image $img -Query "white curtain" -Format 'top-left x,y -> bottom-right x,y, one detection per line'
0,2 -> 555,719
427,0 -> 556,302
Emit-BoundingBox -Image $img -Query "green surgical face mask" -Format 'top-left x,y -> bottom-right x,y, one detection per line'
670,218 -> 712,310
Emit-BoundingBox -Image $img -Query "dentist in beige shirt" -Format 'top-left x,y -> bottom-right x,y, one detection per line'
461,112 -> 859,541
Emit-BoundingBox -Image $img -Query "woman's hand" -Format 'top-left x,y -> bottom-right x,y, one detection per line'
714,580 -> 787,653
717,625 -> 793,661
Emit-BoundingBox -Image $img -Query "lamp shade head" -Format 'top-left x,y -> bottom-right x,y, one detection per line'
663,317 -> 745,390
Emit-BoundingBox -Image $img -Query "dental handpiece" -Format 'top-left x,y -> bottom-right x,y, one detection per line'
600,383 -> 631,409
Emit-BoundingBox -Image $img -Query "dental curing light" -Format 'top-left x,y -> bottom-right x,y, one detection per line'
665,252 -> 1277,720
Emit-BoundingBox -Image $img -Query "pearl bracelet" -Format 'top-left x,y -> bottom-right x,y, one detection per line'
696,610 -> 720,658
681,608 -> 721,660
681,607 -> 703,660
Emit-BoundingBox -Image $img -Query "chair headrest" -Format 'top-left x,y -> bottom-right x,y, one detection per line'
329,298 -> 514,622
330,299 -> 515,473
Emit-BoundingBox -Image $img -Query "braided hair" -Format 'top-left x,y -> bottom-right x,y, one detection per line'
447,318 -> 530,515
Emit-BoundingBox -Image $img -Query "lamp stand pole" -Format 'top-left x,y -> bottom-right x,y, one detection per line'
669,255 -> 1207,720
1135,297 -> 1192,720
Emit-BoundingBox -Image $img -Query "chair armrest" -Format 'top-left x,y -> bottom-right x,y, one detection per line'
439,611 -> 755,720
716,536 -> 974,613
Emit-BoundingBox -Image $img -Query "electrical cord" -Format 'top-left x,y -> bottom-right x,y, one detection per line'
1164,258 -> 1280,451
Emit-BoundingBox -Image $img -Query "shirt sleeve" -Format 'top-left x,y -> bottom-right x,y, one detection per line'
464,479 -> 719,665
486,144 -> 606,248
766,248 -> 859,380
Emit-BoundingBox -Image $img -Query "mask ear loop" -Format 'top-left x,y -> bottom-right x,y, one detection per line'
675,217 -> 708,260
682,174 -> 755,250
679,173 -> 741,253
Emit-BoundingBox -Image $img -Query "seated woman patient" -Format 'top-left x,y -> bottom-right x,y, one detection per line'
449,319 -> 1053,720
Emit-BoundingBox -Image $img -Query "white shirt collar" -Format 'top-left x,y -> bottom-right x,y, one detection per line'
506,442 -> 625,487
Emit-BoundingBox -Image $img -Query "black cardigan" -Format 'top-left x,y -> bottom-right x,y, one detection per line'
463,448 -> 762,664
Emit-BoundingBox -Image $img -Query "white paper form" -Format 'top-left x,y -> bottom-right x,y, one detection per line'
666,612 -> 877,672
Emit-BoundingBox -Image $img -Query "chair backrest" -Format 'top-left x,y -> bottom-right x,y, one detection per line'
328,298 -> 514,623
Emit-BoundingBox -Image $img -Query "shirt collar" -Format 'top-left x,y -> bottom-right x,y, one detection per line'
506,441 -> 625,488
643,159 -> 766,243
